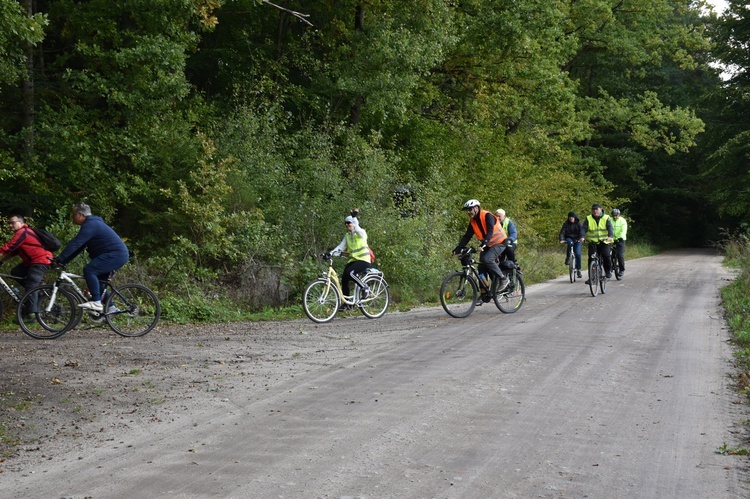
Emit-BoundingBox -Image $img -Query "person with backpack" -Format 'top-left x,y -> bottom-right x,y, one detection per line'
0,215 -> 54,317
54,203 -> 129,312
453,199 -> 510,292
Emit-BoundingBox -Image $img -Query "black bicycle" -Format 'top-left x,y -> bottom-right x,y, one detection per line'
440,247 -> 525,318
610,241 -> 623,280
586,242 -> 608,297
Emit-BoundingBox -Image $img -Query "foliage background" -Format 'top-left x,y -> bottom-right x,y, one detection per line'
0,0 -> 745,319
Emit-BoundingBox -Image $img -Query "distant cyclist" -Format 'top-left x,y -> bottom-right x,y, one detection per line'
559,211 -> 583,278
454,199 -> 509,291
581,203 -> 613,282
611,208 -> 628,274
495,208 -> 518,264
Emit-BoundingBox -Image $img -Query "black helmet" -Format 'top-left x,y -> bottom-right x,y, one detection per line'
611,208 -> 621,216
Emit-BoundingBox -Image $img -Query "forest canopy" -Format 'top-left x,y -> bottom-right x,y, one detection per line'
0,0 -> 744,314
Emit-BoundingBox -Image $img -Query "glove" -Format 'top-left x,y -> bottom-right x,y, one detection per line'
507,240 -> 514,246
350,209 -> 359,218
453,246 -> 463,255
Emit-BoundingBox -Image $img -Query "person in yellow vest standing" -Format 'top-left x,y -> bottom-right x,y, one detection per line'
454,199 -> 510,292
611,208 -> 627,274
330,208 -> 371,310
581,203 -> 614,283
495,208 -> 518,264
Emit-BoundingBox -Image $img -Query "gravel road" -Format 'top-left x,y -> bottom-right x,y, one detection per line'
1,248 -> 748,498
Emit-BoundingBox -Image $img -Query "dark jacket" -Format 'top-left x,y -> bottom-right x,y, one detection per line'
559,213 -> 584,241
58,216 -> 128,264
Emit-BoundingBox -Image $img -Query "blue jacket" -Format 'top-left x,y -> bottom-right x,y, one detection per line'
58,216 -> 129,264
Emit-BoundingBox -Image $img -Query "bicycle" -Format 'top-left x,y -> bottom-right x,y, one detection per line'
440,247 -> 525,318
17,263 -> 161,339
561,240 -> 578,283
586,241 -> 610,297
303,252 -> 389,323
610,241 -> 623,280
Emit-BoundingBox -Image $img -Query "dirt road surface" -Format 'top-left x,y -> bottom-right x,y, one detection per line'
1,248 -> 748,498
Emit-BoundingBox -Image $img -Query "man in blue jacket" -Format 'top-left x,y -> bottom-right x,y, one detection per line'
55,203 -> 129,311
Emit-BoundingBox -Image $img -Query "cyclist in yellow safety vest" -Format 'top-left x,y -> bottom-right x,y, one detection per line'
611,208 -> 627,274
495,208 -> 518,264
453,199 -> 510,292
330,209 -> 371,308
581,203 -> 614,282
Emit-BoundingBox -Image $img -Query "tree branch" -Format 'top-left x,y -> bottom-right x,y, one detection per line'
262,0 -> 313,27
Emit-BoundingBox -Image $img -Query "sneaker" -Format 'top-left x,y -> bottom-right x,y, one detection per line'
576,270 -> 582,278
620,269 -> 625,274
475,299 -> 483,306
584,279 -> 591,284
78,300 -> 103,311
339,303 -> 353,312
564,256 -> 570,265
605,273 -> 612,279
497,276 -> 510,291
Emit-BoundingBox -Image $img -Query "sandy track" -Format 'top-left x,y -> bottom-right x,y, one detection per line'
1,248 -> 748,498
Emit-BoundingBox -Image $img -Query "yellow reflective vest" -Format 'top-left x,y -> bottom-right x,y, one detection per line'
345,231 -> 371,263
586,214 -> 611,243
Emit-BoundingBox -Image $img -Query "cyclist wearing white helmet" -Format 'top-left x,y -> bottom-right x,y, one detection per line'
329,208 -> 371,309
453,199 -> 510,292
611,208 -> 627,274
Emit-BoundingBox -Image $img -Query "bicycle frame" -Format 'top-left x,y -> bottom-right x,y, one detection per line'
318,256 -> 374,306
0,272 -> 24,303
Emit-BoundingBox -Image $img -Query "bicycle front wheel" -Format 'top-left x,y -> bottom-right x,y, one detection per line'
600,266 -> 608,294
359,274 -> 389,319
440,271 -> 478,318
569,254 -> 576,283
495,271 -> 525,313
303,279 -> 340,323
18,285 -> 78,339
588,260 -> 600,297
106,284 -> 161,337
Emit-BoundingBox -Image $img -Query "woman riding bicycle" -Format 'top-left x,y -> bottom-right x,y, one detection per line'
328,209 -> 371,309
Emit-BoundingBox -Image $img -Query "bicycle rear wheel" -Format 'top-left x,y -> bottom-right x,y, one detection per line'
18,285 -> 78,339
588,260 -> 600,297
303,279 -> 340,323
440,271 -> 478,318
106,284 -> 161,337
495,271 -> 525,313
359,274 -> 389,319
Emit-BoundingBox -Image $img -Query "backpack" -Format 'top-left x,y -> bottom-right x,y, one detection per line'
31,228 -> 62,252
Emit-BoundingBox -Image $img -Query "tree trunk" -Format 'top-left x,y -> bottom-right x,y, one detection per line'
21,0 -> 35,159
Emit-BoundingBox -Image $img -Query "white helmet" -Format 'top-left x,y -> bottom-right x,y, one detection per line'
463,199 -> 480,210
